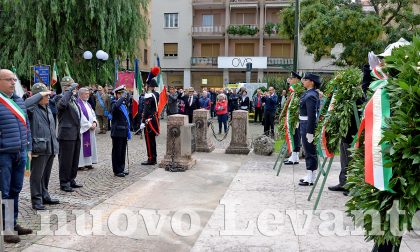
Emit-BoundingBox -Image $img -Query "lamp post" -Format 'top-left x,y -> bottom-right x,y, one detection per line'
83,50 -> 109,84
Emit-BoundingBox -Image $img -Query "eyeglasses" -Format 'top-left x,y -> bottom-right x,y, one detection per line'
0,78 -> 18,82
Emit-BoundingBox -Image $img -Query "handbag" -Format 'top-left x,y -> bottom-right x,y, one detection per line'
32,138 -> 48,153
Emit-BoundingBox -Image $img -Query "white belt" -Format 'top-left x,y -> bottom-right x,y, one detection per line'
299,116 -> 308,120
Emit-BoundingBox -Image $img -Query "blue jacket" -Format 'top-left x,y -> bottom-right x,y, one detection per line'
299,88 -> 319,134
263,94 -> 278,113
0,92 -> 33,153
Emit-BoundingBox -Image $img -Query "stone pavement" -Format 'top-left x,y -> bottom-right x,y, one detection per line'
8,118 -> 420,251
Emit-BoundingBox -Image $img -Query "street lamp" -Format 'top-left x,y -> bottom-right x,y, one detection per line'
83,50 -> 109,84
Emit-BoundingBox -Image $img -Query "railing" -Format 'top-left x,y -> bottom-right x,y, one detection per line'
192,0 -> 224,3
265,0 -> 293,3
267,57 -> 293,67
192,26 -> 224,35
191,57 -> 218,67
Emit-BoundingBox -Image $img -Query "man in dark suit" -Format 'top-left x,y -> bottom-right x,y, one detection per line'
239,90 -> 250,111
55,76 -> 83,192
182,87 -> 199,123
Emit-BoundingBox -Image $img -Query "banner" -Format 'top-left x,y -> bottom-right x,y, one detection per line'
33,65 -> 50,85
117,71 -> 135,90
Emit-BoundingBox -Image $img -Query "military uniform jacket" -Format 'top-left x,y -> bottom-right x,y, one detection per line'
299,88 -> 319,134
55,91 -> 81,141
142,91 -> 160,135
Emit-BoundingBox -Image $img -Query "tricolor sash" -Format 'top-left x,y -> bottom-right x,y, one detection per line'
77,98 -> 92,157
0,92 -> 26,126
284,92 -> 295,153
317,92 -> 336,158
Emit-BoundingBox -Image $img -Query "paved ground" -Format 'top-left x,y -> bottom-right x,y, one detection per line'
6,117 -> 419,251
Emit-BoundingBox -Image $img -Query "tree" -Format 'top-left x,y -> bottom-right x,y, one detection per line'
0,0 -> 149,86
279,0 -> 419,67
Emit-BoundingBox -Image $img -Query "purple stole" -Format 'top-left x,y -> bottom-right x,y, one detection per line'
77,98 -> 92,157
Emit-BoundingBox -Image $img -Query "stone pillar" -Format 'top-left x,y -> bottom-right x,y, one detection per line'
159,115 -> 196,170
193,109 -> 214,152
226,110 -> 250,155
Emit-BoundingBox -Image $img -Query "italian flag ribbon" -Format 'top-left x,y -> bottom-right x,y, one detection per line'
284,84 -> 298,153
317,92 -> 336,158
355,68 -> 392,191
0,91 -> 27,126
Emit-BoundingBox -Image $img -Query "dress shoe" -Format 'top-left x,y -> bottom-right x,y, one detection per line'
328,184 -> 346,192
141,160 -> 157,165
123,172 -> 129,175
60,186 -> 74,192
115,173 -> 125,177
32,205 -> 46,210
43,198 -> 60,205
343,191 -> 349,196
298,181 -> 314,186
85,165 -> 94,170
4,234 -> 20,243
70,183 -> 83,188
15,224 -> 33,235
284,160 -> 299,165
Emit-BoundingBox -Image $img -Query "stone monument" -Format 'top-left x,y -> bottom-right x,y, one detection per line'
253,135 -> 274,156
193,109 -> 214,152
159,115 -> 196,170
226,110 -> 250,154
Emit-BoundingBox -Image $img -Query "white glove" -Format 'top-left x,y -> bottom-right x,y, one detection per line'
306,133 -> 314,143
140,123 -> 145,130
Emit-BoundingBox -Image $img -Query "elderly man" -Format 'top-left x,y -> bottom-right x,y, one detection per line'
26,83 -> 60,210
0,69 -> 33,243
95,85 -> 111,134
55,76 -> 83,192
78,88 -> 98,170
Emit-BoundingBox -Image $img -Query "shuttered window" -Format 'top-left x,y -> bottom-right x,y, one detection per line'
235,43 -> 254,56
164,43 -> 178,57
271,43 -> 292,58
201,43 -> 220,57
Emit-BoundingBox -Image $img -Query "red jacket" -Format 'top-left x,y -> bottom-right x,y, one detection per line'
216,100 -> 228,115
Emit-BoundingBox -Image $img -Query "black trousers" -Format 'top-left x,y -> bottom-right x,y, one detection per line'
30,154 -> 55,206
263,111 -> 275,136
254,107 -> 263,122
300,121 -> 318,171
293,127 -> 301,152
58,139 -> 80,187
144,127 -> 157,162
339,141 -> 351,186
112,137 -> 127,174
188,113 -> 193,124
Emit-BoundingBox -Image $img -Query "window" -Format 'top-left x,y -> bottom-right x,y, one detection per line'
202,15 -> 213,27
164,13 -> 179,28
235,43 -> 254,56
164,43 -> 178,57
143,49 -> 148,64
201,43 -> 220,57
271,43 -> 292,58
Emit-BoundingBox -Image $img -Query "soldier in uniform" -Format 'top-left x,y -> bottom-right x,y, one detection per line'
140,67 -> 160,165
298,73 -> 320,186
284,71 -> 302,165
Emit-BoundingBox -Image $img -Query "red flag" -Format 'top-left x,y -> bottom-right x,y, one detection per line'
157,86 -> 167,118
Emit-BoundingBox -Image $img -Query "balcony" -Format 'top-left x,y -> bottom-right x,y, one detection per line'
227,24 -> 259,38
192,0 -> 225,9
191,57 -> 218,67
265,0 -> 293,7
267,57 -> 293,68
192,26 -> 225,38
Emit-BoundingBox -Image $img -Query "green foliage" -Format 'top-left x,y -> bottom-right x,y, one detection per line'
314,79 -> 335,140
346,36 -> 420,246
226,25 -> 259,36
0,0 -> 149,86
279,0 -> 419,67
278,82 -> 305,140
322,68 -> 364,152
264,22 -> 276,36
263,74 -> 288,95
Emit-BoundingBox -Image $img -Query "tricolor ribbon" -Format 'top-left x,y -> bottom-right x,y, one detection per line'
284,92 -> 295,153
317,92 -> 336,158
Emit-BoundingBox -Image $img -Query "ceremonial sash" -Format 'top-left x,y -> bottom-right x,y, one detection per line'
0,92 -> 26,126
78,99 -> 92,157
363,79 -> 392,191
119,104 -> 132,140
284,92 -> 295,153
317,92 -> 336,158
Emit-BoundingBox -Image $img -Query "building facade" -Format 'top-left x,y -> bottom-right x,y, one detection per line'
151,0 -> 340,90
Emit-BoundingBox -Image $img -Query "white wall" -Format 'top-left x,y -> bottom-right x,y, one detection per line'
150,0 -> 193,69
297,40 -> 343,73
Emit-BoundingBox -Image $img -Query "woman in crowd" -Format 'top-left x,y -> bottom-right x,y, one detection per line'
216,93 -> 228,134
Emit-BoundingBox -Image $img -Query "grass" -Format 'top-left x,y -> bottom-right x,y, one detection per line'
274,138 -> 284,153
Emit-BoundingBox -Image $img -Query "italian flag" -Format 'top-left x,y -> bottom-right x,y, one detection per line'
52,61 -> 59,86
364,86 -> 392,191
132,58 -> 142,118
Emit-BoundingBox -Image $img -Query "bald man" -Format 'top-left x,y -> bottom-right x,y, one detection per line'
0,69 -> 34,243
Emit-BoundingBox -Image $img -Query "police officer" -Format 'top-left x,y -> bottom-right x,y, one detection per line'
110,85 -> 131,177
285,71 -> 302,165
140,68 -> 160,165
298,73 -> 320,186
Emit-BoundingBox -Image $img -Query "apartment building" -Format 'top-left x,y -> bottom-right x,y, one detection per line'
150,0 -> 340,90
